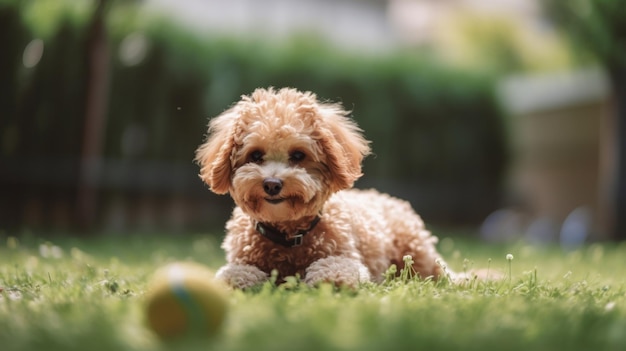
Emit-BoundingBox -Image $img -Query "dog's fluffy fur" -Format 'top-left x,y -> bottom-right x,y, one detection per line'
195,87 -> 449,288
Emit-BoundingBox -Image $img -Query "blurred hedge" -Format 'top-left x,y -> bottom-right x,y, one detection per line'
0,0 -> 508,229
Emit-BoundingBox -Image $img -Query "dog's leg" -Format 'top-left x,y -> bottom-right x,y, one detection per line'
304,256 -> 371,287
215,263 -> 269,289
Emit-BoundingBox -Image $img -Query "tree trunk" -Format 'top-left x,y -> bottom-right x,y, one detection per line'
76,0 -> 110,232
609,65 -> 626,241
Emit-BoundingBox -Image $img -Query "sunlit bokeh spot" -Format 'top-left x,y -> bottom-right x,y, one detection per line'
22,38 -> 44,68
119,32 -> 149,67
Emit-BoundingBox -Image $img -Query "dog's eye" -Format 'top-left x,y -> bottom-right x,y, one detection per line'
289,150 -> 306,163
248,150 -> 264,163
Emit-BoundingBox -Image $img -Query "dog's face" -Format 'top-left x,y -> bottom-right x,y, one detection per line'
195,88 -> 370,223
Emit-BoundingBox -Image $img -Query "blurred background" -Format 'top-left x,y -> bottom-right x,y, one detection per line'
1,0 -> 624,244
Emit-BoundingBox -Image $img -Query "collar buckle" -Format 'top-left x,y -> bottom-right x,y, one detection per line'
255,215 -> 320,248
292,233 -> 304,246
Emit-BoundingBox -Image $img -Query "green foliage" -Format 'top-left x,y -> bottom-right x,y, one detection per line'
544,0 -> 626,69
1,234 -> 625,351
432,12 -> 580,74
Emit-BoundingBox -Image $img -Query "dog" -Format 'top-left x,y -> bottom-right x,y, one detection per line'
195,87 -> 452,289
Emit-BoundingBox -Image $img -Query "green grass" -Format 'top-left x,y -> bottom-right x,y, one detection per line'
1,232 -> 625,351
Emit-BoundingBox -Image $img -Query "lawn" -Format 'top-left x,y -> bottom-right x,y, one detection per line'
1,231 -> 625,351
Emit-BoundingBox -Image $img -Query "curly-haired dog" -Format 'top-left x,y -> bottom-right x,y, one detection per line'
195,87 -> 454,289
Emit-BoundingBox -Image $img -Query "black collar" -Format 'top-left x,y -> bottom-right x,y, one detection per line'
255,216 -> 321,247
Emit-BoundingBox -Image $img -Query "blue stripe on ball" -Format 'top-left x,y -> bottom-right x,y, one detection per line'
171,282 -> 208,335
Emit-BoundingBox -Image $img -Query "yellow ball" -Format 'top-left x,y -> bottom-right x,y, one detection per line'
144,262 -> 228,339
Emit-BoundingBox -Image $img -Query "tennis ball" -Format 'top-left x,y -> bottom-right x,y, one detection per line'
144,262 -> 228,339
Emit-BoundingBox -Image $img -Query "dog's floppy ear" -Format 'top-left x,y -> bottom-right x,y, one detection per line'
317,104 -> 371,192
195,108 -> 238,194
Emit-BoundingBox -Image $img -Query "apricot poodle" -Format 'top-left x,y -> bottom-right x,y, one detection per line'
195,87 -> 454,289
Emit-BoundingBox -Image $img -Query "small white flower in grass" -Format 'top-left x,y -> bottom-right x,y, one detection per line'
506,254 -> 514,285
605,302 -> 616,311
403,255 -> 414,266
399,255 -> 416,282
435,258 -> 453,282
435,258 -> 445,269
39,243 -> 63,259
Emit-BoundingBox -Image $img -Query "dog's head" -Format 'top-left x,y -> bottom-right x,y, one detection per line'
195,87 -> 370,222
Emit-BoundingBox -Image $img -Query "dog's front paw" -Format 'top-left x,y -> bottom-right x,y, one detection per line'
215,263 -> 269,289
304,256 -> 371,288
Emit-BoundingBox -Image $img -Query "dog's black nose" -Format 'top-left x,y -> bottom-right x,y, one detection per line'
263,178 -> 283,196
